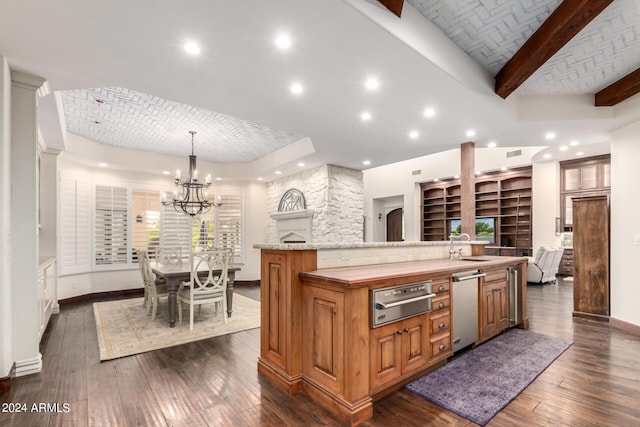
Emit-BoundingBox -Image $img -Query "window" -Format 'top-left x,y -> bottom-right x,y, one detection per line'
132,189 -> 161,261
59,172 -> 91,275
95,185 -> 128,266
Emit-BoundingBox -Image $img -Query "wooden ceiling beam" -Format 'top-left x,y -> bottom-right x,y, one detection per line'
378,0 -> 404,18
495,0 -> 613,99
595,68 -> 640,106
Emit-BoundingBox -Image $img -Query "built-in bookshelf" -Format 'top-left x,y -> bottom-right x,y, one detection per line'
421,167 -> 532,256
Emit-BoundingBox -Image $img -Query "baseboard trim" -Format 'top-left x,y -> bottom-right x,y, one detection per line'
609,317 -> 640,338
59,288 -> 145,306
59,281 -> 259,307
14,353 -> 42,377
0,375 -> 10,394
572,311 -> 610,322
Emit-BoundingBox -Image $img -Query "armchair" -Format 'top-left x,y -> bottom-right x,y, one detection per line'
527,247 -> 564,284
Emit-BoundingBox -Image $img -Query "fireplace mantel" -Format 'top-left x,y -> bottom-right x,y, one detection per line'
270,209 -> 315,243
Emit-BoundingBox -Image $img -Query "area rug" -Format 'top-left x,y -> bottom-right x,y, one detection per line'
93,294 -> 260,361
405,328 -> 572,426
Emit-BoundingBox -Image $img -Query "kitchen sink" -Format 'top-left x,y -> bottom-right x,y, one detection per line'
460,257 -> 491,262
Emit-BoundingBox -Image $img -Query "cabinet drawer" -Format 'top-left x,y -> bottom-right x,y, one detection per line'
430,310 -> 450,335
483,268 -> 507,283
432,279 -> 450,294
430,333 -> 451,360
432,293 -> 450,311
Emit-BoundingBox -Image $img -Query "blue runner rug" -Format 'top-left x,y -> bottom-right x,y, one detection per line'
405,328 -> 572,426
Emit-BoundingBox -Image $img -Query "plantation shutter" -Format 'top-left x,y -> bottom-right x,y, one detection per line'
131,189 -> 161,261
217,194 -> 242,262
95,185 -> 129,266
59,172 -> 91,275
161,196 -> 192,251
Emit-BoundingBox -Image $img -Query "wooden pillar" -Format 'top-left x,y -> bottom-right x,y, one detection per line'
460,142 -> 476,239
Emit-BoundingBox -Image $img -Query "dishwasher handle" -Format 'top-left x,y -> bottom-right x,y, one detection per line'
453,273 -> 486,282
376,293 -> 436,309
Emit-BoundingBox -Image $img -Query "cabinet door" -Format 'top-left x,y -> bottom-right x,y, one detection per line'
370,323 -> 402,390
303,286 -> 344,394
260,252 -> 288,370
496,280 -> 510,332
480,282 -> 498,340
401,315 -> 429,375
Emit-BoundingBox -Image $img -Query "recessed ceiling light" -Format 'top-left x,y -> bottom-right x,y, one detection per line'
362,160 -> 371,165
501,166 -> 508,171
215,177 -> 222,181
257,177 -> 264,181
297,162 -> 305,167
98,162 -> 108,167
184,42 -> 201,55
543,153 -> 552,159
466,129 -> 476,138
570,140 -> 579,146
409,130 -> 419,139
365,78 -> 379,91
545,132 -> 556,140
275,34 -> 292,49
290,82 -> 303,95
559,145 -> 568,151
423,107 -> 435,118
487,141 -> 497,148
454,175 -> 460,179
274,170 -> 282,175
162,170 -> 171,175
433,178 -> 439,182
576,151 -> 584,156
361,111 -> 372,121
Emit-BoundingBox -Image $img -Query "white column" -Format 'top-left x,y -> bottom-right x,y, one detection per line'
0,56 -> 13,385
11,70 -> 45,376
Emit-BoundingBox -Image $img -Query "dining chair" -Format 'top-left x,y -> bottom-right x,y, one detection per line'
136,249 -> 169,321
154,247 -> 183,265
177,249 -> 231,330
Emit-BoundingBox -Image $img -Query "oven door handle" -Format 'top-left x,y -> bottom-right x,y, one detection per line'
376,293 -> 436,309
453,273 -> 486,282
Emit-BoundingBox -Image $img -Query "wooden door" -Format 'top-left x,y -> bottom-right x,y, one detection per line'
386,208 -> 403,242
573,196 -> 609,316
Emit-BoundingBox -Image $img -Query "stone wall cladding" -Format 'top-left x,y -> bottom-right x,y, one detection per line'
266,165 -> 363,243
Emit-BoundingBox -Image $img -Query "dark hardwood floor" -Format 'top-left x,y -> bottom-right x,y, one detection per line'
2,278 -> 640,426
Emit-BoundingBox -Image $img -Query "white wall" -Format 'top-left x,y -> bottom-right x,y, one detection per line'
56,155 -> 267,299
0,55 -> 13,380
531,161 -> 561,251
610,120 -> 640,327
363,146 -> 544,242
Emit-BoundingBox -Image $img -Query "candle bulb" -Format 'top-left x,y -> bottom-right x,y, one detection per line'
206,174 -> 211,184
175,169 -> 181,180
203,190 -> 209,201
161,193 -> 166,203
216,195 -> 222,205
193,169 -> 198,180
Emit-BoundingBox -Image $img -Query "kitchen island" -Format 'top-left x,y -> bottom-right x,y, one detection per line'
254,242 -> 527,426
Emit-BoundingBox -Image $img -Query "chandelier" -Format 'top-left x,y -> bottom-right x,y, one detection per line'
162,131 -> 220,216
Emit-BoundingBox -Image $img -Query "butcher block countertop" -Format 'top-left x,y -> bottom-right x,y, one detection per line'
299,255 -> 526,288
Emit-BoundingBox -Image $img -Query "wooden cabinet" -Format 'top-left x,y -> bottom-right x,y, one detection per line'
258,250 -> 317,393
560,155 -> 610,231
479,268 -> 510,342
558,248 -> 574,276
421,167 -> 532,256
370,314 -> 429,391
428,277 -> 452,363
573,196 -> 609,318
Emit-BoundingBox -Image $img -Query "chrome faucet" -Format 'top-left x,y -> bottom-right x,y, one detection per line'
449,233 -> 471,259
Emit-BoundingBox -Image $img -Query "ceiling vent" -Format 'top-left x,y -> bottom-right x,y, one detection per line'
412,169 -> 422,175
506,149 -> 522,158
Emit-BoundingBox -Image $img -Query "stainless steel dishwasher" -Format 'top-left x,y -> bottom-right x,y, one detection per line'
452,270 -> 486,353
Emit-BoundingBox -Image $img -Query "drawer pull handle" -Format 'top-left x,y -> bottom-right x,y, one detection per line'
396,330 -> 402,335
439,322 -> 446,329
404,328 -> 409,333
439,302 -> 445,309
438,285 -> 445,292
376,293 -> 435,309
439,344 -> 446,351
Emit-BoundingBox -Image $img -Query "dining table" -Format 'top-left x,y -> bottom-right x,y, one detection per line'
152,262 -> 241,327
